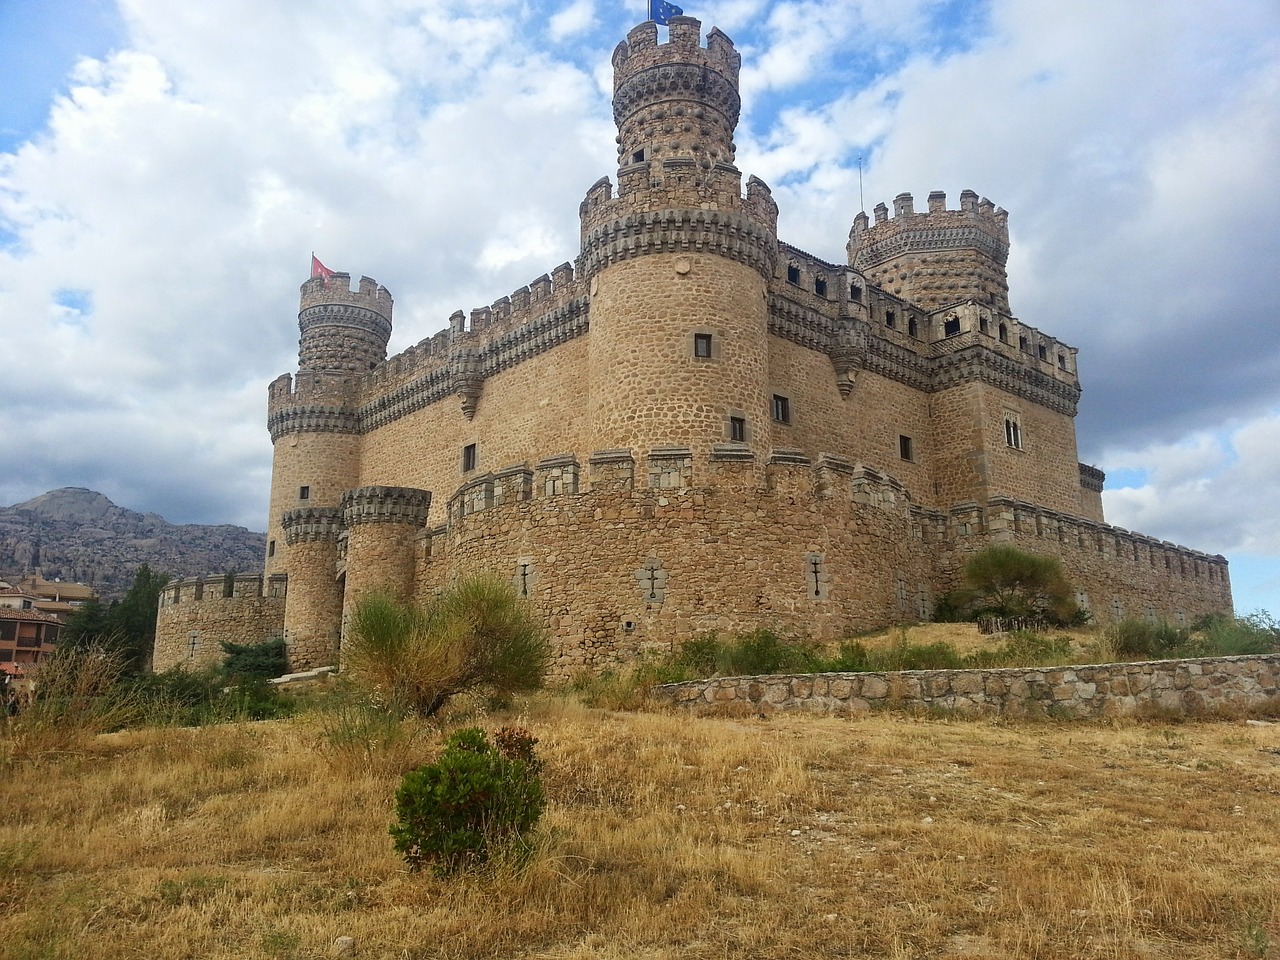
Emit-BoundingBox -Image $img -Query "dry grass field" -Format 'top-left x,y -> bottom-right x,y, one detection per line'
2,688 -> 1278,960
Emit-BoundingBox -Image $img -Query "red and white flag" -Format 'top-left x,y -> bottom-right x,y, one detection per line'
311,254 -> 335,279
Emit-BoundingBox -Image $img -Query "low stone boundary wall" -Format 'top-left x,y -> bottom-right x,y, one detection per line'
653,654 -> 1280,718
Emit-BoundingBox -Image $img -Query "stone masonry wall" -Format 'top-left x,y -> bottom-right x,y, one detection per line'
154,574 -> 286,672
656,654 -> 1280,718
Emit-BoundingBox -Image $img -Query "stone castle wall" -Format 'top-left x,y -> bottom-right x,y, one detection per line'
656,654 -> 1280,719
154,574 -> 286,672
396,449 -> 1227,677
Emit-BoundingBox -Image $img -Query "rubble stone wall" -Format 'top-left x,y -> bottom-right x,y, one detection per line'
656,654 -> 1280,718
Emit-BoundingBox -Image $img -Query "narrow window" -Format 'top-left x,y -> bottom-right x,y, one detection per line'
899,435 -> 914,461
1019,335 -> 1029,352
632,149 -> 645,164
1058,353 -> 1067,370
693,332 -> 713,358
267,540 -> 276,558
908,317 -> 919,338
730,416 -> 746,442
944,316 -> 960,337
517,562 -> 532,598
998,323 -> 1008,344
849,283 -> 862,303
885,309 -> 896,329
1005,416 -> 1022,450
298,485 -> 310,501
462,443 -> 478,472
814,276 -> 827,297
1038,343 -> 1047,361
786,263 -> 800,285
979,315 -> 989,334
772,395 -> 791,424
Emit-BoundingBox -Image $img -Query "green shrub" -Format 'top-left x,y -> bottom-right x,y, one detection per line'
1190,611 -> 1280,656
346,577 -> 550,718
963,631 -> 1074,668
220,638 -> 289,680
671,629 -> 823,678
390,726 -> 544,876
1106,619 -> 1187,659
959,545 -> 1080,625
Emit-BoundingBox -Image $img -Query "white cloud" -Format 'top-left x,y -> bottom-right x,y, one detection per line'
1102,411 -> 1280,556
549,0 -> 596,40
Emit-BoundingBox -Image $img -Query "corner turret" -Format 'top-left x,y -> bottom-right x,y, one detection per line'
847,189 -> 1011,313
298,272 -> 393,374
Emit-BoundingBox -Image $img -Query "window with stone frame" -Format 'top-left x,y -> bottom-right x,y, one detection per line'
730,416 -> 746,442
693,332 -> 713,359
1004,413 -> 1023,450
462,443 -> 478,472
298,485 -> 310,501
786,262 -> 800,285
899,434 -> 914,462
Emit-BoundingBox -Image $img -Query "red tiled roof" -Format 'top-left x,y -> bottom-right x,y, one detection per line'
0,608 -> 63,625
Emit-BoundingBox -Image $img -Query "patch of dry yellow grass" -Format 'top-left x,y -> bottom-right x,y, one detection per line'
856,621 -> 1101,658
2,699 -> 1278,959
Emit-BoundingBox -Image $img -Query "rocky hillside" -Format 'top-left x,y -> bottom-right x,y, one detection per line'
0,488 -> 266,600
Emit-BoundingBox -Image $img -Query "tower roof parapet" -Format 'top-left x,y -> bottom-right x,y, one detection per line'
847,189 -> 1012,313
297,270 -> 393,375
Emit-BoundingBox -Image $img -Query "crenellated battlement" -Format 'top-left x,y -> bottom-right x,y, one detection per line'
159,573 -> 288,608
297,271 -> 393,375
848,189 -> 1012,313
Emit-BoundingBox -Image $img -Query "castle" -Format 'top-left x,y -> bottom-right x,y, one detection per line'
154,16 -> 1232,675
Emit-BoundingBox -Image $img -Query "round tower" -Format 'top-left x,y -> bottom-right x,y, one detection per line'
298,273 -> 393,373
847,189 -> 1011,313
581,18 -> 779,466
263,270 -> 393,669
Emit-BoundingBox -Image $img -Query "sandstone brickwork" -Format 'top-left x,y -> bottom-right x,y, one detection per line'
154,15 -> 1232,675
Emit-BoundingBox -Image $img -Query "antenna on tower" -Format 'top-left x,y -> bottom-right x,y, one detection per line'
858,155 -> 865,213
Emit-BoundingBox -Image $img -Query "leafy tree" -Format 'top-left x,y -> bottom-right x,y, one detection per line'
58,564 -> 170,675
345,576 -> 551,717
960,545 -> 1079,625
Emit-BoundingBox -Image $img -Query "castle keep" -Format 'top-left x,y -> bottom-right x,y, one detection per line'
155,17 -> 1231,674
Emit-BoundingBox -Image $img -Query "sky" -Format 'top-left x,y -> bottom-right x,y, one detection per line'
1,0 -> 1278,615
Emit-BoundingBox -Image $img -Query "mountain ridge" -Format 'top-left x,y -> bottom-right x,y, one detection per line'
0,487 -> 266,601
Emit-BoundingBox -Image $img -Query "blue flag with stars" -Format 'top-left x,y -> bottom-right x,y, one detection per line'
649,0 -> 683,25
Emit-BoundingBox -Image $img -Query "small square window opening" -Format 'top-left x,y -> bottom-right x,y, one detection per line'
298,485 -> 310,501
730,416 -> 746,442
693,333 -> 713,358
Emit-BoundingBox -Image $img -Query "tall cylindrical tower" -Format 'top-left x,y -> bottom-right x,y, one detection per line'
581,18 -> 779,466
264,270 -> 393,669
847,189 -> 1011,313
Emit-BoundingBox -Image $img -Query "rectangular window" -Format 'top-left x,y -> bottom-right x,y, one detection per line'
298,485 -> 310,501
693,333 -> 713,358
1004,415 -> 1022,450
267,540 -> 276,558
786,263 -> 800,285
885,309 -> 896,329
730,416 -> 746,442
849,283 -> 862,303
899,435 -> 914,461
814,276 -> 827,297
462,443 -> 478,472
772,394 -> 791,424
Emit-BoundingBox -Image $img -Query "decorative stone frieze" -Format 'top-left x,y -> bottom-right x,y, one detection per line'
281,507 -> 342,545
340,486 -> 432,526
